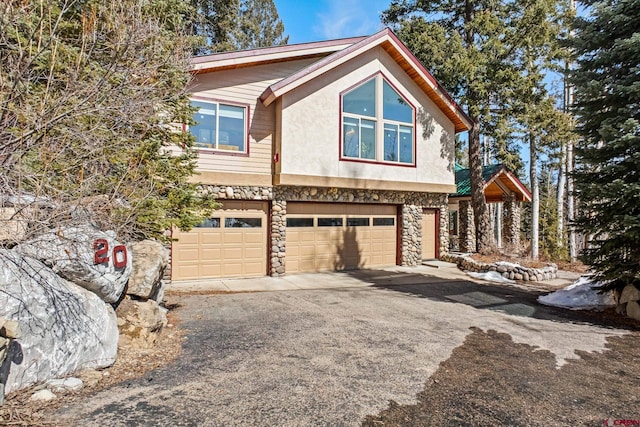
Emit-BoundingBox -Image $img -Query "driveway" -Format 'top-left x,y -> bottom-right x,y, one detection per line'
55,265 -> 638,426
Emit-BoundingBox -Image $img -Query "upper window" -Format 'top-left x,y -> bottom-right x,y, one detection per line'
189,99 -> 247,153
341,75 -> 415,165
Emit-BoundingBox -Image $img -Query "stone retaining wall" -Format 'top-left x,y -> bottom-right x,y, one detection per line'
442,253 -> 558,282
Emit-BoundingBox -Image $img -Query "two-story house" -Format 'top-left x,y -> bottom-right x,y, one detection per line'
170,28 -> 473,281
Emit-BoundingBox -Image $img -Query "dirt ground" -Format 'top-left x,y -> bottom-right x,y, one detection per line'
362,328 -> 640,427
0,308 -> 184,426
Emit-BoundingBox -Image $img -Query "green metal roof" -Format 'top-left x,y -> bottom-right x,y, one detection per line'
453,163 -> 505,197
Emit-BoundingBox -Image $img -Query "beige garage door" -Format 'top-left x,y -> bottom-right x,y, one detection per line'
422,209 -> 438,260
286,203 -> 397,273
171,201 -> 268,280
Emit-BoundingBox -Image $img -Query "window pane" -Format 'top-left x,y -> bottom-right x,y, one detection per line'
191,101 -> 217,148
218,104 -> 245,152
383,80 -> 413,123
318,217 -> 343,227
347,217 -> 370,227
343,117 -> 359,158
360,119 -> 376,159
343,79 -> 376,118
384,123 -> 398,162
225,218 -> 262,228
286,218 -> 314,227
399,125 -> 413,163
195,218 -> 220,228
373,217 -> 395,226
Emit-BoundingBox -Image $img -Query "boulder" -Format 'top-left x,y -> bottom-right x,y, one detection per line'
619,284 -> 640,305
116,297 -> 167,348
127,240 -> 169,301
13,225 -> 131,303
0,250 -> 118,394
626,301 -> 640,322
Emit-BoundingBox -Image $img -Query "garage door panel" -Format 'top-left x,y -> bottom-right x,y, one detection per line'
286,202 -> 397,273
176,233 -> 199,244
177,248 -> 199,261
243,231 -> 264,244
172,201 -> 267,280
200,233 -> 222,244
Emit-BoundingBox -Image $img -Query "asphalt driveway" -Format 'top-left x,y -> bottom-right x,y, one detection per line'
55,266 -> 637,426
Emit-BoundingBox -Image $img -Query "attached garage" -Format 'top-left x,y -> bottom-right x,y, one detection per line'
171,201 -> 268,280
421,209 -> 439,260
286,202 -> 398,273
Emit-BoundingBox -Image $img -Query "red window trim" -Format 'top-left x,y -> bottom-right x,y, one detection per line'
338,71 -> 417,168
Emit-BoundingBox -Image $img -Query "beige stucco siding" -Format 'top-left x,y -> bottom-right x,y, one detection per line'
278,47 -> 456,190
186,58 -> 318,185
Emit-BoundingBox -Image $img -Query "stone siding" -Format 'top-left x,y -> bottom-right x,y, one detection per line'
458,200 -> 475,252
502,193 -> 521,248
270,200 -> 286,276
176,185 -> 450,278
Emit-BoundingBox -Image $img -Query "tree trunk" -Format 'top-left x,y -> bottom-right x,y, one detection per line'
530,133 -> 539,260
567,139 -> 577,261
469,120 -> 493,253
557,141 -> 566,248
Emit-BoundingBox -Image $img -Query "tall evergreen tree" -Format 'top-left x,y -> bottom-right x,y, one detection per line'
190,0 -> 288,54
0,0 -> 216,242
383,0 -> 563,253
572,0 -> 640,291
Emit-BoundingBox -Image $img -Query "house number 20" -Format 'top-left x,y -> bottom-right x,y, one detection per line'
93,239 -> 128,268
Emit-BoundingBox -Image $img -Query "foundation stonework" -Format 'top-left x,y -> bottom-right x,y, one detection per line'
190,185 -> 449,277
503,193 -> 521,248
458,200 -> 476,252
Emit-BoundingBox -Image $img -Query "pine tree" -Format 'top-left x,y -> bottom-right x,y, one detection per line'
572,0 -> 640,291
190,0 -> 288,54
0,0 -> 216,243
383,0 -> 564,253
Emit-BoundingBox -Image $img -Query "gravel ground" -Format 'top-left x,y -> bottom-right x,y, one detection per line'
44,269 -> 638,426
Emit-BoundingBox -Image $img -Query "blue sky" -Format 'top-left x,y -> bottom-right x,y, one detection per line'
274,0 -> 390,44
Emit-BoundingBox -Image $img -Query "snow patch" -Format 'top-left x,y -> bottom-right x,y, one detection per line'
538,276 -> 616,310
466,270 -> 515,284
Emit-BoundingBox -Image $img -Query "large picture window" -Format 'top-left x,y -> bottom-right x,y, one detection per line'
341,75 -> 415,165
189,99 -> 247,153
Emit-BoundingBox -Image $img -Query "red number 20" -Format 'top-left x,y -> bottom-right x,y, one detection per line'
93,239 -> 128,268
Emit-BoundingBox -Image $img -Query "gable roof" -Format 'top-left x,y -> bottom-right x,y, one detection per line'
452,164 -> 532,202
190,29 -> 473,134
259,28 -> 473,133
191,36 -> 367,74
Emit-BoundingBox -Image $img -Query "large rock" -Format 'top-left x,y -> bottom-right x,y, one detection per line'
14,225 -> 131,303
127,240 -> 169,301
619,284 -> 640,304
627,301 -> 640,322
0,250 -> 118,394
116,297 -> 167,348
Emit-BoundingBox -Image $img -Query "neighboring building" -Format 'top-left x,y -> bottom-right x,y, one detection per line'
170,28 -> 473,282
449,164 -> 532,253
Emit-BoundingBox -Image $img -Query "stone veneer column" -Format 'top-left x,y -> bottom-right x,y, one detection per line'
502,193 -> 521,248
458,200 -> 476,252
270,199 -> 286,276
401,204 -> 422,266
439,206 -> 449,256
